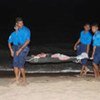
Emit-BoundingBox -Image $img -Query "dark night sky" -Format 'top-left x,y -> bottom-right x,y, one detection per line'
0,0 -> 100,48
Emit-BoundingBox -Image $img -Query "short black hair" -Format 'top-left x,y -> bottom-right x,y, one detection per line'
92,23 -> 99,27
84,23 -> 90,26
16,17 -> 23,23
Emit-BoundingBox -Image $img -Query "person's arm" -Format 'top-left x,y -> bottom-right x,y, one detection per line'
8,43 -> 14,57
91,46 -> 96,59
8,33 -> 14,57
86,45 -> 90,54
74,38 -> 80,50
20,40 -> 30,50
16,40 -> 30,56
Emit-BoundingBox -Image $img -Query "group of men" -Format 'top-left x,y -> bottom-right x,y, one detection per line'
74,23 -> 100,78
8,17 -> 100,85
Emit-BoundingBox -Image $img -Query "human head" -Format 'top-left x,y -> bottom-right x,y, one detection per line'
15,17 -> 24,29
91,23 -> 99,33
84,23 -> 90,32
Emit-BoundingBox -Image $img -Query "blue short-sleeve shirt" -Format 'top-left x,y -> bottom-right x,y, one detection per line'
80,31 -> 92,45
8,26 -> 31,45
93,31 -> 100,46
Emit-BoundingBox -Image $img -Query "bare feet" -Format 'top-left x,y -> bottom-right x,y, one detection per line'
80,67 -> 90,77
20,80 -> 29,86
10,79 -> 20,85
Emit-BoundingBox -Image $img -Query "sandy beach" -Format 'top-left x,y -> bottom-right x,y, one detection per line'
0,74 -> 100,100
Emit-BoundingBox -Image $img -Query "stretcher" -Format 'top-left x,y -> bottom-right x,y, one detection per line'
26,53 -> 89,64
0,53 -> 91,74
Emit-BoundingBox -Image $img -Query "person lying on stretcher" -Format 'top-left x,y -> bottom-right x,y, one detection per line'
27,52 -> 88,62
31,53 -> 71,60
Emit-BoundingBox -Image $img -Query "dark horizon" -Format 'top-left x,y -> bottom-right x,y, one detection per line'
0,0 -> 100,48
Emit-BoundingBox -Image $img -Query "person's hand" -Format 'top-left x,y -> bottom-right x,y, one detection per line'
90,54 -> 94,60
74,45 -> 77,51
10,50 -> 14,57
90,56 -> 94,60
16,49 -> 22,56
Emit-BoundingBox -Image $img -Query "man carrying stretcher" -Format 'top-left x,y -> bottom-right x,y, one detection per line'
74,23 -> 92,76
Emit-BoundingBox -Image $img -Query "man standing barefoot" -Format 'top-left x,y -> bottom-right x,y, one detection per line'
74,23 -> 92,76
8,17 -> 31,84
91,24 -> 100,78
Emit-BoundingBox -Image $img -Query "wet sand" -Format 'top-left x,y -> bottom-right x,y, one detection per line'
0,74 -> 100,100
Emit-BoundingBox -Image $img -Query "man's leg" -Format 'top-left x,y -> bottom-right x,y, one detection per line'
80,65 -> 89,76
93,63 -> 99,78
98,64 -> 100,75
14,67 -> 20,82
19,47 -> 29,84
80,65 -> 85,76
93,52 -> 100,78
93,66 -> 97,77
20,68 -> 26,82
13,46 -> 22,83
18,55 -> 27,83
13,54 -> 20,83
84,66 -> 89,75
80,58 -> 88,76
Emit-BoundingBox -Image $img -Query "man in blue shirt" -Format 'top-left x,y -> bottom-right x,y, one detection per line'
8,17 -> 31,84
74,23 -> 92,76
91,24 -> 100,78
